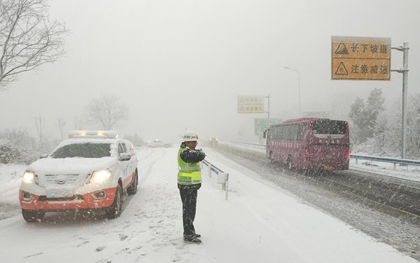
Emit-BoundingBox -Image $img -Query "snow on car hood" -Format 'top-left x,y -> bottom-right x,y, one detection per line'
27,156 -> 118,174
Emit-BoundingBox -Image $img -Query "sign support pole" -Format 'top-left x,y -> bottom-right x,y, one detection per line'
266,94 -> 271,126
391,42 -> 409,159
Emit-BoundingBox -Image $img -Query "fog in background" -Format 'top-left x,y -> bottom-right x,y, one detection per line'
1,0 -> 419,144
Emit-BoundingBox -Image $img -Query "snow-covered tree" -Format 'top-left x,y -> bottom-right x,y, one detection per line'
348,88 -> 385,144
365,88 -> 385,138
0,128 -> 40,163
348,97 -> 366,144
406,94 -> 420,158
372,111 -> 387,154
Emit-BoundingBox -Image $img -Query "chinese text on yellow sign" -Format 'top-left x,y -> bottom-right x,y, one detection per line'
331,36 -> 391,80
237,96 -> 264,113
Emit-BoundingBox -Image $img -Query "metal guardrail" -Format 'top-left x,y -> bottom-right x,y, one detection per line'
351,154 -> 420,170
230,141 -> 420,170
231,141 -> 265,150
201,159 -> 229,200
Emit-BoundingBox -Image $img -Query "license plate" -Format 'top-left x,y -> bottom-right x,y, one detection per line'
324,165 -> 333,171
46,188 -> 74,198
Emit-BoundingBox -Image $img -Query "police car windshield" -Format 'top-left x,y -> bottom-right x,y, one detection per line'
50,143 -> 111,158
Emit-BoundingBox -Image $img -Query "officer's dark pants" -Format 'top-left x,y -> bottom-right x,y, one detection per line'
179,187 -> 198,237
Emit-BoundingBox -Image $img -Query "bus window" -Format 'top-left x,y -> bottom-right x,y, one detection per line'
273,127 -> 278,140
296,124 -> 306,140
311,119 -> 347,134
311,119 -> 347,139
290,125 -> 298,140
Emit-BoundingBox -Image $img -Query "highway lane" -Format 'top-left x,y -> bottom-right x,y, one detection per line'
213,143 -> 420,261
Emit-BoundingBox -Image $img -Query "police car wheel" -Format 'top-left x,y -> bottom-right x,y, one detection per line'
127,171 -> 138,195
22,209 -> 45,222
105,185 -> 123,219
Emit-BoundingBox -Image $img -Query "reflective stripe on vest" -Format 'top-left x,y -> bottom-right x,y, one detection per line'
177,147 -> 202,185
179,166 -> 201,171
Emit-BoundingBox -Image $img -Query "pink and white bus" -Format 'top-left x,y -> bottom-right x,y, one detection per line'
263,118 -> 350,171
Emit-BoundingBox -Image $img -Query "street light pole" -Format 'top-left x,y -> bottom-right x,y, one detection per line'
284,66 -> 301,117
391,42 -> 410,159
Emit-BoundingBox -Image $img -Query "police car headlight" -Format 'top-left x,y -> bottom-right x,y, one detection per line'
23,171 -> 37,184
91,169 -> 111,183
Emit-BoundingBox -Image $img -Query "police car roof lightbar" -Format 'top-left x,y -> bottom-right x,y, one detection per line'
68,130 -> 118,139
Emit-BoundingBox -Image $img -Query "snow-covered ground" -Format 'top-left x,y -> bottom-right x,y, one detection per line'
350,158 -> 420,183
0,146 -> 418,263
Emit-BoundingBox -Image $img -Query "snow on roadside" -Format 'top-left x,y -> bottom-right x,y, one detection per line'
0,164 -> 25,203
0,164 -> 26,220
350,158 -> 420,182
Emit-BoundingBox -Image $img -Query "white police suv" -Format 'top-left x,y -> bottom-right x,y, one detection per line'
19,131 -> 138,222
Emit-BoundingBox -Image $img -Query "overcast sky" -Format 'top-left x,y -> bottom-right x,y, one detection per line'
1,0 -> 419,143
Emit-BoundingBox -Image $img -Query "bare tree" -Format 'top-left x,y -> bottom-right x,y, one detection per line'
33,115 -> 45,148
72,116 -> 83,130
0,0 -> 68,90
85,94 -> 129,130
57,117 -> 66,140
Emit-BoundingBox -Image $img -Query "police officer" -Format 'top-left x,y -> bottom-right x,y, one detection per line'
178,130 -> 206,243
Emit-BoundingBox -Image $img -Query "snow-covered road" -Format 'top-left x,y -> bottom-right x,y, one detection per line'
0,147 -> 418,263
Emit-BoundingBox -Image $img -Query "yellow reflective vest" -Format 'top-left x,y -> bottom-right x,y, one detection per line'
177,147 -> 202,185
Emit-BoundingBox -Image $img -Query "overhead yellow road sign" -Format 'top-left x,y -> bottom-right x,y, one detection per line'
237,96 -> 264,113
331,36 -> 391,80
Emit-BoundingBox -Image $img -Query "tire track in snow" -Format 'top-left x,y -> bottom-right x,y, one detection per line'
137,148 -> 167,188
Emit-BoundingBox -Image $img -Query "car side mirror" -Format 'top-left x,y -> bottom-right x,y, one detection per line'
119,153 -> 131,161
